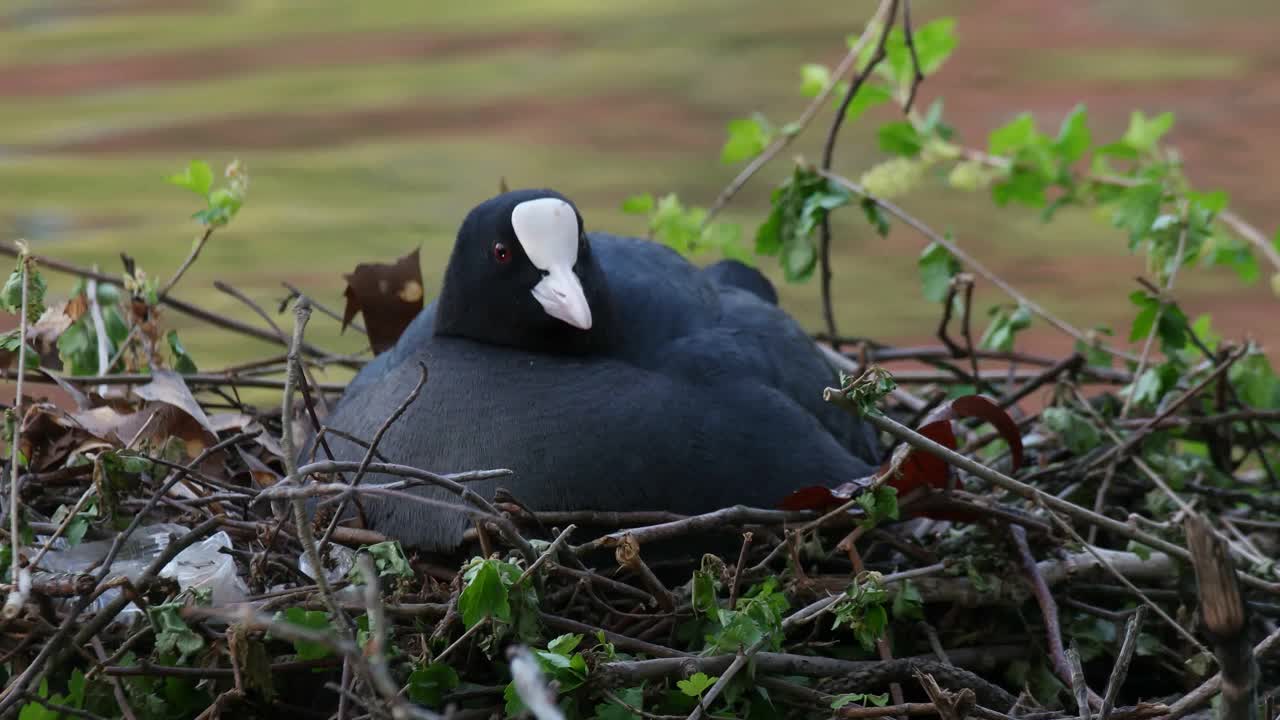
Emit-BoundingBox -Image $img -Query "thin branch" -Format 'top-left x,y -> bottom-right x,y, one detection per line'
702,0 -> 894,224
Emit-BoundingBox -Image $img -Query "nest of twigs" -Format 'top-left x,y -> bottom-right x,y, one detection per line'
1,238 -> 1278,720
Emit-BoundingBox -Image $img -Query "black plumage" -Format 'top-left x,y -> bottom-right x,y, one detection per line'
310,189 -> 879,551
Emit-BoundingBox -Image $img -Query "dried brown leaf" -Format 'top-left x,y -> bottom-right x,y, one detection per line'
341,248 -> 424,355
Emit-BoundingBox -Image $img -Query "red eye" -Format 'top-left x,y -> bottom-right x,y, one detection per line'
493,243 -> 511,263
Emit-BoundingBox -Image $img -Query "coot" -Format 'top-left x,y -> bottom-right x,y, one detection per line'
311,189 -> 878,551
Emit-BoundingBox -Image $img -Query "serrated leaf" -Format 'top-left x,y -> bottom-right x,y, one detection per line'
1123,110 -> 1175,153
677,672 -> 718,697
546,633 -> 583,656
167,160 -> 213,196
1112,183 -> 1165,245
148,603 -> 205,663
1054,104 -> 1091,164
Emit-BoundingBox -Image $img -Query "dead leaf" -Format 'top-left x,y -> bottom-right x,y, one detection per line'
132,369 -> 215,436
236,446 -> 282,489
341,248 -> 424,355
69,406 -> 156,445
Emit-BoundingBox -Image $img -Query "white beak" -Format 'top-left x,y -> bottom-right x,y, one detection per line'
531,265 -> 592,330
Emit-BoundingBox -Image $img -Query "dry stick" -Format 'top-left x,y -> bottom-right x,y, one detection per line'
834,393 -> 1280,593
89,637 -> 138,720
1165,623 -> 1280,720
1185,513 -> 1256,720
727,532 -> 754,610
317,361 -> 429,554
0,241 -> 349,366
818,0 -> 901,339
1039,501 -> 1211,656
1098,606 -> 1146,720
1067,644 -> 1090,720
3,251 -> 32,621
355,554 -> 429,720
27,484 -> 96,569
1009,525 -> 1100,708
818,169 -> 1138,362
2,369 -> 346,392
282,281 -> 365,335
701,0 -> 894,225
269,461 -> 535,564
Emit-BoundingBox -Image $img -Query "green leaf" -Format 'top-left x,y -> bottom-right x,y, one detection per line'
1054,104 -> 1091,164
842,83 -> 893,121
360,540 -> 413,580
271,608 -> 334,660
891,579 -> 924,621
621,193 -> 654,215
991,167 -> 1049,208
148,602 -> 205,663
912,17 -> 958,75
595,687 -> 645,720
755,167 -> 852,282
546,633 -> 584,656
407,663 -> 460,708
980,304 -> 1032,351
677,672 -> 718,698
167,160 -> 214,196
988,113 -> 1037,156
857,485 -> 899,528
877,120 -> 924,157
800,63 -> 831,97
918,241 -> 960,303
458,559 -> 511,628
1111,183 -> 1165,246
832,692 -> 891,710
692,568 -> 720,616
1122,110 -> 1175,154
166,330 -> 198,375
1041,407 -> 1102,455
721,115 -> 774,165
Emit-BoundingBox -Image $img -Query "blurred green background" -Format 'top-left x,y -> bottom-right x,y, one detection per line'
2,0 -> 1277,390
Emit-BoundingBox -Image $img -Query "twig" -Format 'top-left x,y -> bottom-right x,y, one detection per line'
1067,644 -> 1091,720
818,0 -> 900,338
1009,525 -> 1097,706
1099,606 -> 1146,720
727,532 -> 754,610
702,0 -> 894,224
3,250 -> 32,621
1,368 -> 346,392
1186,512 -> 1256,720
158,226 -> 215,300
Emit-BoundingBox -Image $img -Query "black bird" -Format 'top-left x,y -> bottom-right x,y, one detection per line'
311,189 -> 879,551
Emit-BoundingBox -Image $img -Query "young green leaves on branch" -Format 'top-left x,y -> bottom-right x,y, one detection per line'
168,159 -> 249,228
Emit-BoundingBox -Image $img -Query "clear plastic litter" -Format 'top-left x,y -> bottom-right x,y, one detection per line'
37,523 -> 249,619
